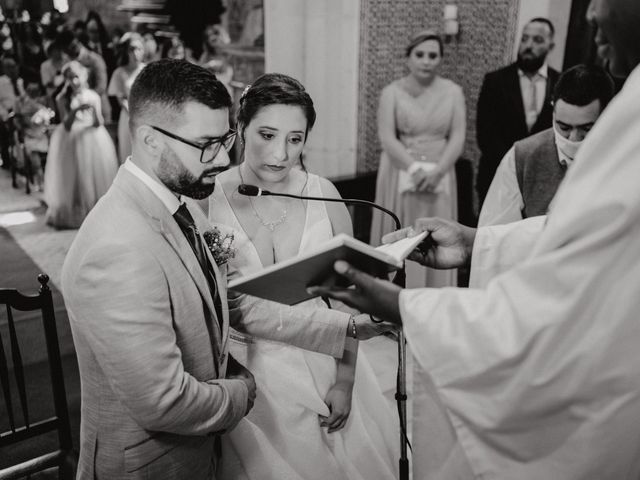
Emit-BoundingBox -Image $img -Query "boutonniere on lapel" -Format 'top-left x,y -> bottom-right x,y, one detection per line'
203,227 -> 236,266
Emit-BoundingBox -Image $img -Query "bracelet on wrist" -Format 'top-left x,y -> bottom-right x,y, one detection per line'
349,315 -> 357,339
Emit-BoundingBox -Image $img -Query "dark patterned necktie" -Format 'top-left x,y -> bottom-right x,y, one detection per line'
173,203 -> 223,327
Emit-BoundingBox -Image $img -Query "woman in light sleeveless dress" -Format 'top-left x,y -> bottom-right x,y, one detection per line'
370,31 -> 466,290
107,32 -> 145,164
209,73 -> 398,480
44,60 -> 118,229
368,32 -> 475,480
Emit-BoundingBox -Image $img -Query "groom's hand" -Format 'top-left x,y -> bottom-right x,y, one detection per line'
227,355 -> 256,415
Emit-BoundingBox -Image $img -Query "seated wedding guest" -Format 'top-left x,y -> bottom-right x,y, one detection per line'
370,30 -> 465,289
44,61 -> 118,228
40,39 -> 68,110
62,59 -> 390,480
313,0 -> 640,476
141,31 -> 160,63
476,18 -> 559,207
162,36 -> 194,62
16,82 -> 53,191
0,55 -> 25,104
58,28 -> 111,122
72,19 -> 88,46
0,56 -> 24,169
0,21 -> 16,58
478,64 -> 615,227
198,24 -> 230,65
19,22 -> 47,85
108,32 -> 145,163
209,73 -> 398,480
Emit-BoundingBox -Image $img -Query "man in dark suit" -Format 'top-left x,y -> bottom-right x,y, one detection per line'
476,18 -> 560,207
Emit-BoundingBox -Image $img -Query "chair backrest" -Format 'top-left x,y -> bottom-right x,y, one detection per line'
0,274 -> 74,479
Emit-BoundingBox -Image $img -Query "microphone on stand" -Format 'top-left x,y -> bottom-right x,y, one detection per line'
238,183 -> 400,227
238,182 -> 411,480
238,182 -> 404,286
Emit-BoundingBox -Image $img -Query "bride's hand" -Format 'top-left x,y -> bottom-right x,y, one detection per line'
319,381 -> 353,433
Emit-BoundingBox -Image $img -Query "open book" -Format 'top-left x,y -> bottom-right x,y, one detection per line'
228,231 -> 427,305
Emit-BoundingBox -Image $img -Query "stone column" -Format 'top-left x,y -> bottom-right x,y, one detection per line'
264,0 -> 361,178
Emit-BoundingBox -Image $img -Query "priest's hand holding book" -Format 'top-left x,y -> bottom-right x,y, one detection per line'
384,217 -> 476,269
308,216 -> 477,324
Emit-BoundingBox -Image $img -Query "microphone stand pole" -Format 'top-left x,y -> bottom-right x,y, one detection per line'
254,190 -> 410,480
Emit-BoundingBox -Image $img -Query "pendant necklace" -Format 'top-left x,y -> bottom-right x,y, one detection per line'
239,166 -> 307,232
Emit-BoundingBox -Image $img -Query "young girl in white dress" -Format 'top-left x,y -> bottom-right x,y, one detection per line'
44,60 -> 118,228
209,73 -> 398,480
107,32 -> 145,164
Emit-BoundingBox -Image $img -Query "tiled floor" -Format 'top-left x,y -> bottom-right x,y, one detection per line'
0,167 -> 43,214
0,168 -> 76,290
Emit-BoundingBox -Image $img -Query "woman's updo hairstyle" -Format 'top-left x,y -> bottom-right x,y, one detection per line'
237,73 -> 316,139
405,29 -> 444,57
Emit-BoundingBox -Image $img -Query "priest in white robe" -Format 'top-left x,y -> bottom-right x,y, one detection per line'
311,1 -> 640,477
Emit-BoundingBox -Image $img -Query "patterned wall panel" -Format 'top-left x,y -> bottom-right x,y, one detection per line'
357,0 -> 521,171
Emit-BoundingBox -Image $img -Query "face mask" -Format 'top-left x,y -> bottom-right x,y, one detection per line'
554,125 -> 582,168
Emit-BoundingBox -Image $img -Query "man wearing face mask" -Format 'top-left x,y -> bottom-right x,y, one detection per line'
478,64 -> 615,228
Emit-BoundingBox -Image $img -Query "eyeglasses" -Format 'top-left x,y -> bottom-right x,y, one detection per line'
150,125 -> 236,163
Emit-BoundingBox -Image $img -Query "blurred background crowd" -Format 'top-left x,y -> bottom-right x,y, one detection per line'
0,0 -> 261,197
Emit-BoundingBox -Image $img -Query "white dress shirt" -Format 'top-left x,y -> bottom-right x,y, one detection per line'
519,64 -> 547,131
400,64 -> 640,478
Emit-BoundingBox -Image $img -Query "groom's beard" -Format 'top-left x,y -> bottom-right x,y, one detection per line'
156,146 -> 218,200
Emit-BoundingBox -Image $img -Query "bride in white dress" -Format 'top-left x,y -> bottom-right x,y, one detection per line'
209,73 -> 398,480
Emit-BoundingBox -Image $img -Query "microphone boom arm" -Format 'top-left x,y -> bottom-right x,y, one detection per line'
262,192 -> 402,232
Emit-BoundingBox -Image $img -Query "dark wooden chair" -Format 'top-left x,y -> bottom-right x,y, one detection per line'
0,274 -> 76,479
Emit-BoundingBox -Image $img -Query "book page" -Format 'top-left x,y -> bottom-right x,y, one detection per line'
374,231 -> 428,262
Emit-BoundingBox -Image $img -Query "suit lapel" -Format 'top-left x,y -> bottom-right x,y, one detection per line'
113,169 -> 222,364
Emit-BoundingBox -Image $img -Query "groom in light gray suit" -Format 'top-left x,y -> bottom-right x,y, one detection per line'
62,60 -> 384,480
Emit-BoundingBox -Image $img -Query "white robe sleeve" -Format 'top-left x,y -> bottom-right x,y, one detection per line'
468,215 -> 546,288
477,147 -> 524,227
398,65 -> 640,478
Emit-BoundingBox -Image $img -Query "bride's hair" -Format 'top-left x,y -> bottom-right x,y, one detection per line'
237,73 -> 316,140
